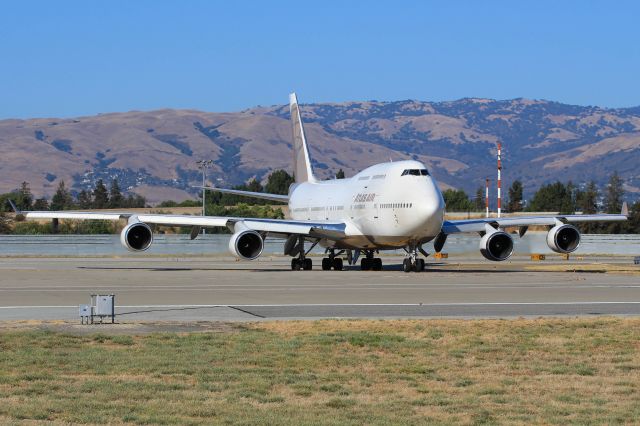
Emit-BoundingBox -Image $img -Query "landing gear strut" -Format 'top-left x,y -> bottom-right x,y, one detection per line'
403,246 -> 425,273
290,236 -> 317,271
360,250 -> 383,271
321,249 -> 344,271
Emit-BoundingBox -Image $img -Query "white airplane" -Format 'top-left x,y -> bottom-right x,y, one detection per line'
13,93 -> 628,272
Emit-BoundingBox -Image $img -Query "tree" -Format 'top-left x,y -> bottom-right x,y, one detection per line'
506,180 -> 523,212
442,189 -> 473,212
336,169 -> 345,179
109,179 -> 124,208
246,178 -> 263,193
265,169 -> 295,194
92,179 -> 109,209
604,171 -> 624,214
474,187 -> 484,212
124,194 -> 146,208
527,181 -> 574,214
0,212 -> 12,234
577,181 -> 598,214
77,190 -> 93,209
18,182 -> 33,210
50,181 -> 73,210
625,201 -> 640,234
33,198 -> 49,210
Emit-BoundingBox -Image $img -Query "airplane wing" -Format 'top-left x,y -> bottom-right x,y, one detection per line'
15,207 -> 346,240
442,211 -> 628,234
435,204 -> 628,254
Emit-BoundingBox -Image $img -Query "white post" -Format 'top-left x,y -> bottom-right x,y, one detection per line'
497,143 -> 502,218
485,178 -> 490,218
197,160 -> 212,235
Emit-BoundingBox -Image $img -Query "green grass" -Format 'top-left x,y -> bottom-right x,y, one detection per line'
1,318 -> 639,424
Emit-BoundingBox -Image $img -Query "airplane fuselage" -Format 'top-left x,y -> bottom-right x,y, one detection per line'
288,160 -> 445,249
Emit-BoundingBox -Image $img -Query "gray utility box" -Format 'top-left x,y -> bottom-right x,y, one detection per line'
635,256 -> 640,265
91,294 -> 115,323
79,304 -> 91,324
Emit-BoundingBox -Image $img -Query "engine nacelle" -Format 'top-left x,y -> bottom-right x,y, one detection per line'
547,224 -> 581,254
228,230 -> 264,260
479,230 -> 514,261
120,222 -> 153,252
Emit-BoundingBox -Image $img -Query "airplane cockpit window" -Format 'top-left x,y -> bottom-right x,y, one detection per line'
401,169 -> 430,176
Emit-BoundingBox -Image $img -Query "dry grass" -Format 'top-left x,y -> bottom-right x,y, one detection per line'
525,263 -> 640,275
1,318 -> 639,424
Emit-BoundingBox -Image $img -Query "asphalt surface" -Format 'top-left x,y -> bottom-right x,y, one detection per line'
1,255 -> 639,321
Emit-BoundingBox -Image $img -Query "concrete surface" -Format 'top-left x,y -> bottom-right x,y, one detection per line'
0,256 -> 639,321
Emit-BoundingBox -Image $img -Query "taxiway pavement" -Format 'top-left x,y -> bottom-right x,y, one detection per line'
0,256 -> 639,321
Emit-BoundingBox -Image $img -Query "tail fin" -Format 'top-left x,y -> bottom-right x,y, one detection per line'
289,93 -> 316,183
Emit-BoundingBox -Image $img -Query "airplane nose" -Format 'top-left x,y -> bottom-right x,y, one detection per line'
418,181 -> 445,230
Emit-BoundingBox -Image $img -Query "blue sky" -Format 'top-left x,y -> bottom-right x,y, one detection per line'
1,1 -> 638,118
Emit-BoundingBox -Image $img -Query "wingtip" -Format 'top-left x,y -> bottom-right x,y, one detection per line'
289,92 -> 298,105
622,201 -> 629,216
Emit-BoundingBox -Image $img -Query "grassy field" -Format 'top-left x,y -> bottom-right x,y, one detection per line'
1,318 -> 639,425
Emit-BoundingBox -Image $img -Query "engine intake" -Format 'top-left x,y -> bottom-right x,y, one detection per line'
479,230 -> 514,261
120,222 -> 153,252
547,224 -> 580,253
229,230 -> 264,260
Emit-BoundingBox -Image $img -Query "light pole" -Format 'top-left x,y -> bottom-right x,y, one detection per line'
196,160 -> 213,234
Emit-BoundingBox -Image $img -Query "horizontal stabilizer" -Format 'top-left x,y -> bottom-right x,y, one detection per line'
196,186 -> 289,202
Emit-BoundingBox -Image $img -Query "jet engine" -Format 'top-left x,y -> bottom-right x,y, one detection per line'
229,230 -> 264,260
479,230 -> 514,261
546,224 -> 581,253
120,222 -> 153,252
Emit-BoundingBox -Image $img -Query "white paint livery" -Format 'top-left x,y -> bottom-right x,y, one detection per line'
16,94 -> 627,272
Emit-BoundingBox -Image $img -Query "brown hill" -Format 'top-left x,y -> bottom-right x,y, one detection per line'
1,98 -> 639,204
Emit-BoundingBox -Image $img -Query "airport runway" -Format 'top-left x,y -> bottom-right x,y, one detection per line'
0,256 -> 639,321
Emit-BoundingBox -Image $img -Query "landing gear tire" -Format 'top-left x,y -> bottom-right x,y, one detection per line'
322,258 -> 332,271
303,258 -> 313,270
415,258 -> 425,272
361,258 -> 371,271
372,258 -> 383,271
402,258 -> 412,273
332,257 -> 343,271
291,258 -> 301,271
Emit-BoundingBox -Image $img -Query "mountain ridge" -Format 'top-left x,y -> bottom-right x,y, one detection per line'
1,98 -> 639,204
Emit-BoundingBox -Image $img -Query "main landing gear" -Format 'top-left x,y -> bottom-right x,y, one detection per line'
321,249 -> 344,271
402,246 -> 426,273
290,236 -> 318,271
360,250 -> 383,271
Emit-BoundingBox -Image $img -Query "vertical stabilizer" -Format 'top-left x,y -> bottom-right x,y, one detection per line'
289,93 -> 316,183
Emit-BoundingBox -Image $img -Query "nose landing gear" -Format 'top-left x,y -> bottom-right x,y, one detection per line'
403,245 -> 427,272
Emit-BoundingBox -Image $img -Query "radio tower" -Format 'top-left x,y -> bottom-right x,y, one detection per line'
497,142 -> 502,218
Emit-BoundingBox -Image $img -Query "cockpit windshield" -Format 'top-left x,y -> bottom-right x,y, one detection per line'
401,169 -> 430,176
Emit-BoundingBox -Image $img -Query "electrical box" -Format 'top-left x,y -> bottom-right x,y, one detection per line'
79,304 -> 91,324
91,294 -> 115,323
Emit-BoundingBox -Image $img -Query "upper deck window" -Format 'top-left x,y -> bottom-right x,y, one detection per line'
401,169 -> 430,176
